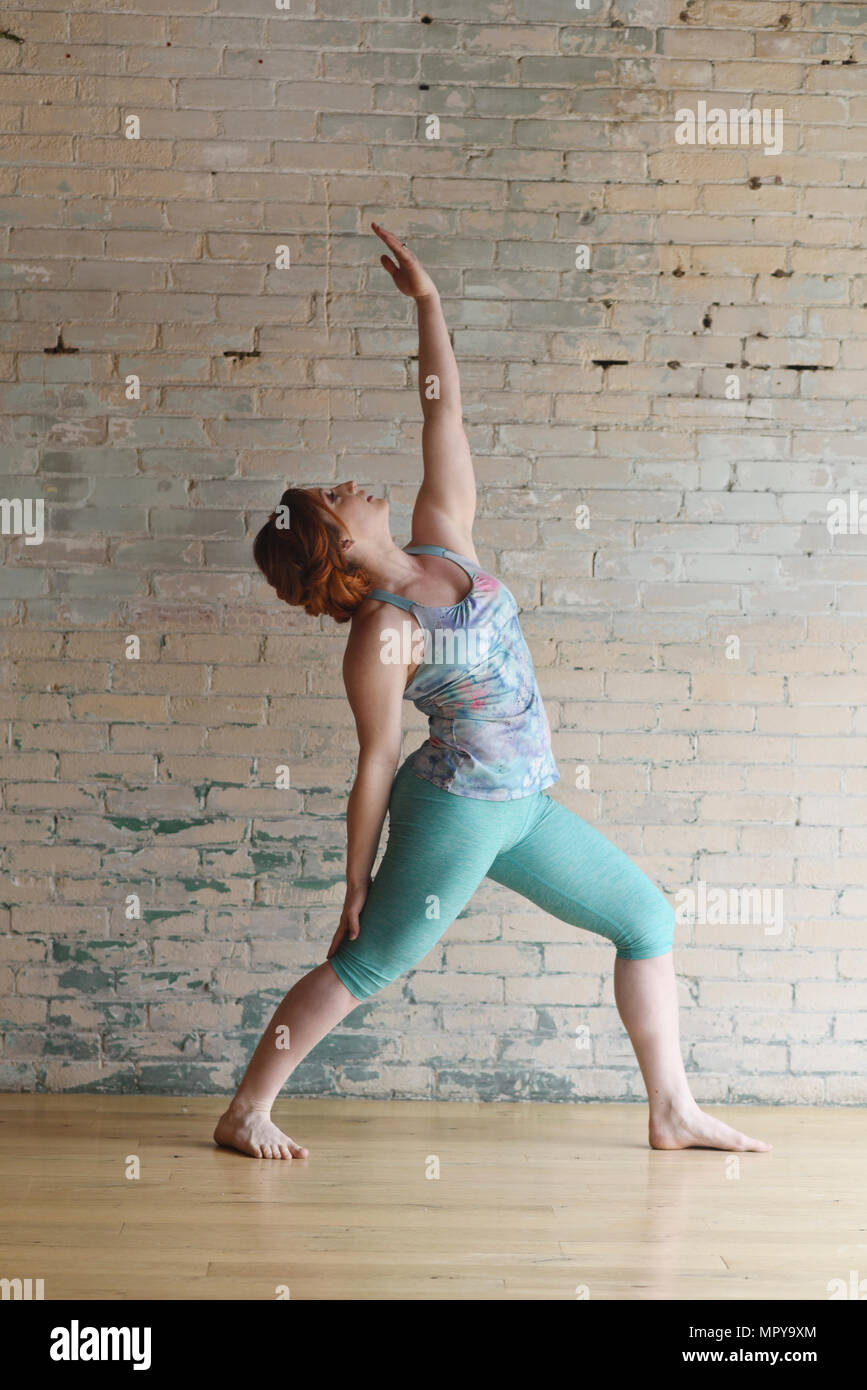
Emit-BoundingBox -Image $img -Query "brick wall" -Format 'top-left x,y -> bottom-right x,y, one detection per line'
1,0 -> 865,1103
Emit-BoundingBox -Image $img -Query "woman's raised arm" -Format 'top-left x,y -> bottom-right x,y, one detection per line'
372,221 -> 477,557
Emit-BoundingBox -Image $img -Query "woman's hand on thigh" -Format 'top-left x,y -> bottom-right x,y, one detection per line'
327,880 -> 370,958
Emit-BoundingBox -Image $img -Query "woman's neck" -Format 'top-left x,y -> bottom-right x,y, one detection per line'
360,540 -> 422,592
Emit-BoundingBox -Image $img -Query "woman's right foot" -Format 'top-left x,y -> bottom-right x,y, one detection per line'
213,1103 -> 309,1160
649,1101 -> 770,1152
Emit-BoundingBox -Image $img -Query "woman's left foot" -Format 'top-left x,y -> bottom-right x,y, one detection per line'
650,1103 -> 771,1152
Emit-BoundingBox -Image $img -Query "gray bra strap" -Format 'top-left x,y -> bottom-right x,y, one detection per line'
404,543 -> 478,577
369,588 -> 415,611
369,544 -> 477,610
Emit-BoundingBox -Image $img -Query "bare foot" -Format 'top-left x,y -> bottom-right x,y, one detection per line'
213,1103 -> 309,1160
650,1103 -> 771,1152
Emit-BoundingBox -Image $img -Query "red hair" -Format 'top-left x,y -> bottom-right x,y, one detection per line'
253,487 -> 373,623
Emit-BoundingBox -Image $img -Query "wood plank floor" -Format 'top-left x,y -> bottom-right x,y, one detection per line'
1,1095 -> 864,1300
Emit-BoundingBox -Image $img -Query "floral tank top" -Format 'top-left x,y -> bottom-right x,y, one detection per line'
370,544 -> 559,801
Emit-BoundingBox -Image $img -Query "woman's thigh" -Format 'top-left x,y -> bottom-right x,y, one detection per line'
329,768 -> 515,998
486,795 -> 675,959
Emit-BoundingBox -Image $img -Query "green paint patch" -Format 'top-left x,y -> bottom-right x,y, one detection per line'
136,1064 -> 221,1094
153,819 -> 199,836
44,1033 -> 99,1060
180,878 -> 230,895
97,1004 -> 144,1028
337,1000 -> 378,1029
240,989 -> 284,1030
52,940 -> 117,963
309,1034 -> 381,1062
337,1065 -> 380,1082
252,828 -> 315,845
440,1068 -> 579,1102
248,849 -> 295,875
283,1061 -> 335,1094
529,1070 -> 580,1101
57,965 -> 113,991
107,815 -> 151,833
62,1070 -> 138,1095
194,781 -> 240,801
114,969 -> 190,990
438,1068 -> 533,1101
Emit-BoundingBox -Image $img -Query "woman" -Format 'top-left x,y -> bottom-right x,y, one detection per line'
214,222 -> 769,1160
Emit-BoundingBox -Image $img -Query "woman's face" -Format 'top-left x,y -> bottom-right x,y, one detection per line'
309,480 -> 389,541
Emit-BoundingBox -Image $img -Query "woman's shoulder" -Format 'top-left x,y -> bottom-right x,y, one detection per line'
343,605 -> 409,689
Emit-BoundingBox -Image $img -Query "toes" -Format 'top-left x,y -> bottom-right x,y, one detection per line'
277,1143 -> 292,1159
735,1130 -> 766,1152
728,1130 -> 770,1153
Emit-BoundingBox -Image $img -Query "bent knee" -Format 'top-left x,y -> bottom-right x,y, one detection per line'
328,951 -> 393,1000
613,892 -> 675,960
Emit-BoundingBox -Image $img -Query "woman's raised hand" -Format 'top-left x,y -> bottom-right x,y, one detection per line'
372,221 -> 438,301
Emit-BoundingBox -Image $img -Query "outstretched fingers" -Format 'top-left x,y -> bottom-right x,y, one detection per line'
371,220 -> 407,259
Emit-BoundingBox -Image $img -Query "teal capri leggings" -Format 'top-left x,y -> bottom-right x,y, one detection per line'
329,760 -> 675,1000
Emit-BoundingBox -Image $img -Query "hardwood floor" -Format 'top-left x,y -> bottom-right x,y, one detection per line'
1,1095 -> 863,1300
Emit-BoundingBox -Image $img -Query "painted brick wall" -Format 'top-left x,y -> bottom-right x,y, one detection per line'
1,0 -> 866,1103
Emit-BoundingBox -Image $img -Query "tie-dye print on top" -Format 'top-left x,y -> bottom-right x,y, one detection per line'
378,547 -> 560,801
